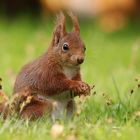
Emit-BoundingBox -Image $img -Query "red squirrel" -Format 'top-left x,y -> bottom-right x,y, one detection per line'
10,12 -> 91,120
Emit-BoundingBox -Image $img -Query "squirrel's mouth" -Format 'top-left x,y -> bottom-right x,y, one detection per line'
75,63 -> 82,67
71,62 -> 82,68
62,61 -> 81,68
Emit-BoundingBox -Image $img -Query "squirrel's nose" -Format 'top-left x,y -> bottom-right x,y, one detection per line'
77,58 -> 84,64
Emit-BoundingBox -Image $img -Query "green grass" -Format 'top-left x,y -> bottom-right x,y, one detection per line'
0,16 -> 140,140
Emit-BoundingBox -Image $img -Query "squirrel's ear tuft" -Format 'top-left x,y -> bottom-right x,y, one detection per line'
67,11 -> 80,35
52,12 -> 66,46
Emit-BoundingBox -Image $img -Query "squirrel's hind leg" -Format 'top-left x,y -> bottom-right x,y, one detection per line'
20,99 -> 53,120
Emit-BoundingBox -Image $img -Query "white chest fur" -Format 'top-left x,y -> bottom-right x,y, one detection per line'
50,67 -> 78,121
63,66 -> 77,79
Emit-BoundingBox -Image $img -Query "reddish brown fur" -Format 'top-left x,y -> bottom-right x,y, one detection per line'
12,12 -> 90,119
20,98 -> 52,120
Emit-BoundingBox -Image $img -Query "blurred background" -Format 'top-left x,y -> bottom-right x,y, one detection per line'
0,0 -> 140,94
0,0 -> 140,31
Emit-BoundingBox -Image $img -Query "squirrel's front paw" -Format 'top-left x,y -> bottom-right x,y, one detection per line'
71,81 -> 90,96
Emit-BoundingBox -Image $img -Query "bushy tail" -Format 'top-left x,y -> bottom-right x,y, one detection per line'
0,78 -> 9,117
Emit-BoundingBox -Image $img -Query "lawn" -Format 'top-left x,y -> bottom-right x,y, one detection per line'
0,15 -> 140,140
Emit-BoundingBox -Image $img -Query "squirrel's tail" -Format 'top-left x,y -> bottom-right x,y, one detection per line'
0,78 -> 9,117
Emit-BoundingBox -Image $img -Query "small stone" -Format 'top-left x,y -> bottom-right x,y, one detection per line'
50,124 -> 64,138
67,135 -> 77,140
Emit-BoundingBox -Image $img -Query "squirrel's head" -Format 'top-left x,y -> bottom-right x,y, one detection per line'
50,12 -> 86,68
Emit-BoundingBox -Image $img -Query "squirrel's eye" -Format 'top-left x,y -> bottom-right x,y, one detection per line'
62,43 -> 69,52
